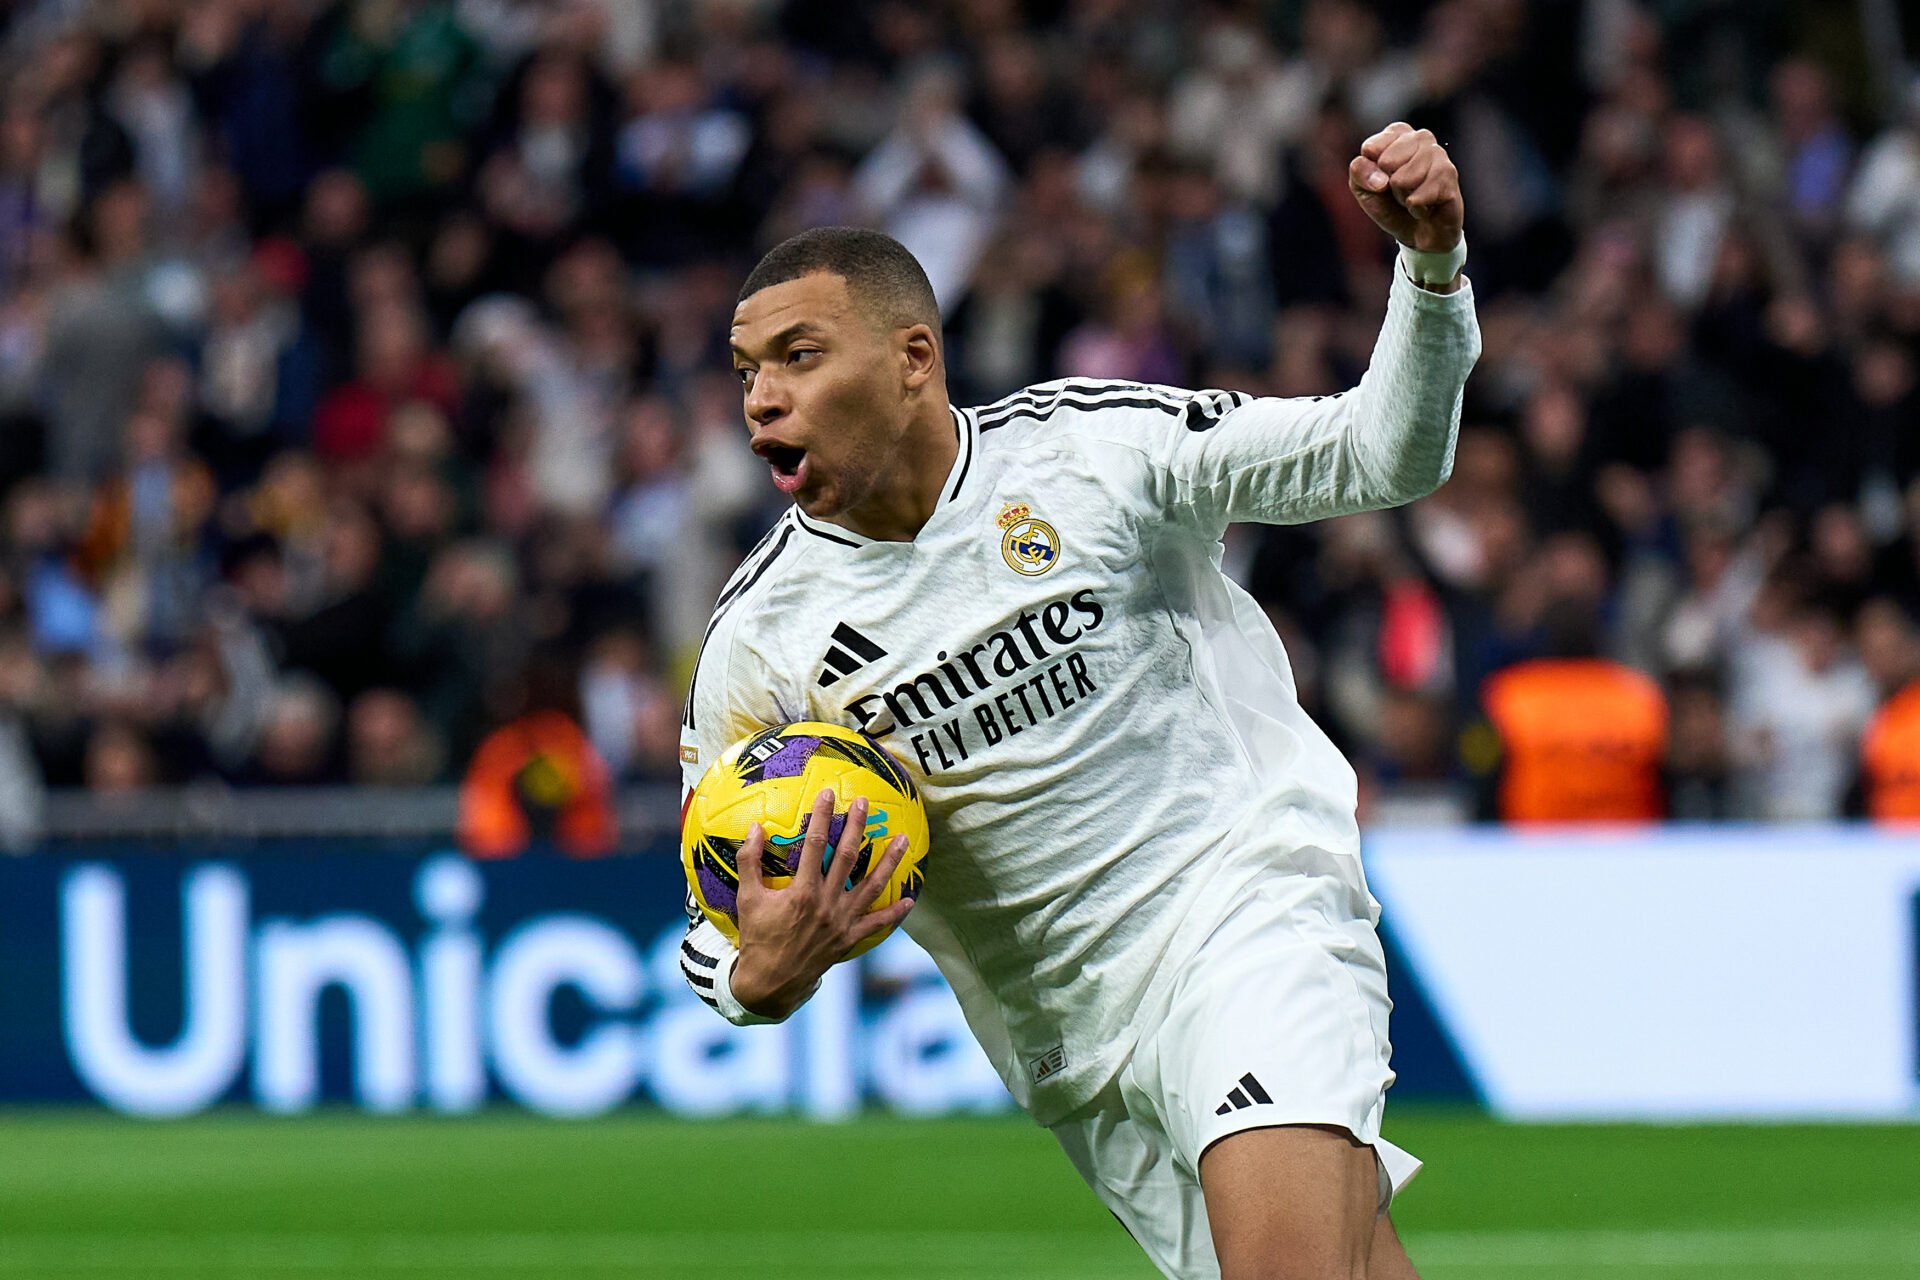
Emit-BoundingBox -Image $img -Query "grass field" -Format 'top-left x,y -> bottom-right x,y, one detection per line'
1,1108 -> 1916,1278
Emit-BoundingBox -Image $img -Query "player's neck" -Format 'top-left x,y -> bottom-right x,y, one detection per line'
833,399 -> 958,543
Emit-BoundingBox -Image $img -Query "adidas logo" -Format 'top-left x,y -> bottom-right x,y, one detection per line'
1214,1073 -> 1274,1116
817,623 -> 888,687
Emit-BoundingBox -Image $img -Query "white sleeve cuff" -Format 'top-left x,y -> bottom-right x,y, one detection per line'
1398,235 -> 1467,287
713,949 -> 792,1026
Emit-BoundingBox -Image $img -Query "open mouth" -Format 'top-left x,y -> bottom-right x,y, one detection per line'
762,444 -> 808,494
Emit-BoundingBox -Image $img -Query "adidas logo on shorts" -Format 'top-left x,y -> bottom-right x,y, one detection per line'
817,623 -> 888,687
1030,1045 -> 1067,1083
1214,1073 -> 1274,1116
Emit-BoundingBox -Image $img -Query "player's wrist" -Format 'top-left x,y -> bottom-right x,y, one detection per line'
727,950 -> 782,1017
1399,235 -> 1466,292
728,946 -> 815,1020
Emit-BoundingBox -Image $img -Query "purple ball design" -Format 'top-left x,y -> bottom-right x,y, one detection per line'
756,735 -> 822,779
697,857 -> 737,919
821,810 -> 849,847
699,728 -> 903,930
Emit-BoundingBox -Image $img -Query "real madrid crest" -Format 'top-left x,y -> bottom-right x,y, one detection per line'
998,503 -> 1060,576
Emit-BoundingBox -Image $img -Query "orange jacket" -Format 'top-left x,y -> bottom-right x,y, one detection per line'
458,710 -> 616,858
1482,658 -> 1668,823
75,461 -> 218,583
1862,681 -> 1920,822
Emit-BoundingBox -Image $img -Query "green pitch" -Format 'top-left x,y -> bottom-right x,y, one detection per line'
0,1108 -> 1915,1278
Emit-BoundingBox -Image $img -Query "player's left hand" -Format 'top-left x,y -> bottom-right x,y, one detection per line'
1348,122 -> 1464,254
728,789 -> 914,1020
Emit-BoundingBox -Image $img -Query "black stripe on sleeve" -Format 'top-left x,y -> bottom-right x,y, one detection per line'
980,395 -> 1190,433
974,381 -> 1191,431
684,970 -> 715,990
974,379 -> 1175,422
681,938 -> 718,969
683,520 -> 798,730
1182,389 -> 1253,432
711,516 -> 795,616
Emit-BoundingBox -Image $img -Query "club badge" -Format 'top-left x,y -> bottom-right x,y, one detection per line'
998,504 -> 1060,576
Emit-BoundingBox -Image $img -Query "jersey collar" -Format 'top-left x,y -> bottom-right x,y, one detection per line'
791,405 -> 975,548
938,402 -> 977,508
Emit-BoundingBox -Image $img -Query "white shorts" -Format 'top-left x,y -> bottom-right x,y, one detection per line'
1048,878 -> 1419,1280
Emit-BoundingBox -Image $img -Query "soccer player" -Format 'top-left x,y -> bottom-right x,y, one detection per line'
679,122 -> 1477,1280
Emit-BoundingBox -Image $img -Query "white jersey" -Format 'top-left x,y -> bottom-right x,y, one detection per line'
679,267 -> 1480,1127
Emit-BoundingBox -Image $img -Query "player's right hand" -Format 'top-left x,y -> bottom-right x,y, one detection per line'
1348,121 -> 1464,254
729,788 -> 914,1020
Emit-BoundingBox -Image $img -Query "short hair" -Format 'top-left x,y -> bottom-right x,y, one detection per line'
738,227 -> 941,335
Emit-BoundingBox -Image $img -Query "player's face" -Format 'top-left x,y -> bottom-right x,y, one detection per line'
729,273 -> 914,520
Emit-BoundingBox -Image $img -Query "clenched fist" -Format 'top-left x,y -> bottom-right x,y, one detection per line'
1349,122 -> 1464,257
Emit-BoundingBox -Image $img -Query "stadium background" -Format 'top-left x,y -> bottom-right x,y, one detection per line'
1,0 -> 1918,1277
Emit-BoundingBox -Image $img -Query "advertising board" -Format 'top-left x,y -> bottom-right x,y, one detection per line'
0,849 -> 1011,1118
1367,826 -> 1920,1120
6,826 -> 1916,1120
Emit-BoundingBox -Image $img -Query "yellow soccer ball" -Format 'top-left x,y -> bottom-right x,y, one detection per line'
682,721 -> 929,959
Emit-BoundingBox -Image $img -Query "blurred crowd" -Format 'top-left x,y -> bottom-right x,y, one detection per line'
0,0 -> 1918,847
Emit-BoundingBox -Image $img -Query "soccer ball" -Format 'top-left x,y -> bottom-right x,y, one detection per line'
682,721 -> 929,959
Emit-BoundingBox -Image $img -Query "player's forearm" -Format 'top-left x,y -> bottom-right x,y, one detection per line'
1339,256 -> 1480,505
1173,266 -> 1479,526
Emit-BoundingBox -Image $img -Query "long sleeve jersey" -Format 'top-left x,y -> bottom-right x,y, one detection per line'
678,263 -> 1480,1126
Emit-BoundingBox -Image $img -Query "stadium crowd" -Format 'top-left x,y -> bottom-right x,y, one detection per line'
0,0 -> 1918,848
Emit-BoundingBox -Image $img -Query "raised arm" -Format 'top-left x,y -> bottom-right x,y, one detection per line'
1115,123 -> 1481,534
1143,273 -> 1478,532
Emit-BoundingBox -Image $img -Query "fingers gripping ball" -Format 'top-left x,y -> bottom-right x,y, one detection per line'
682,721 -> 929,959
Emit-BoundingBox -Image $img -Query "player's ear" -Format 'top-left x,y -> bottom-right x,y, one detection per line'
900,324 -> 939,392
